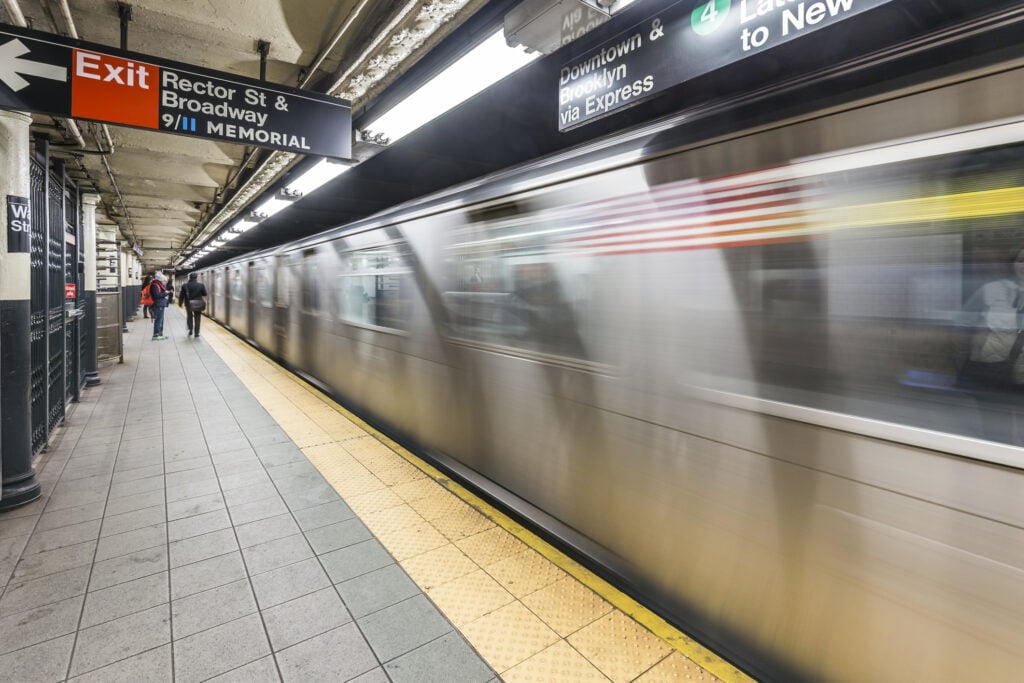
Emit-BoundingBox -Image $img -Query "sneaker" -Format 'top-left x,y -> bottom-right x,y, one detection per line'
156,335 -> 167,340
151,335 -> 159,340
187,332 -> 192,337
194,335 -> 199,339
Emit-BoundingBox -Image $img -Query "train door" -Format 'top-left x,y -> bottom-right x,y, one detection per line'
247,262 -> 256,340
300,248 -> 320,373
273,254 -> 287,359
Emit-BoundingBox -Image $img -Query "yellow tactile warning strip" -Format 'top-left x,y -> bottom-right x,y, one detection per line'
198,317 -> 752,683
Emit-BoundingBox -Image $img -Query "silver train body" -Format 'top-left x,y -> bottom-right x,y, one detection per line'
202,62 -> 1024,681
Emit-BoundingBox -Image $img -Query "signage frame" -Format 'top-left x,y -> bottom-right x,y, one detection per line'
0,23 -> 352,159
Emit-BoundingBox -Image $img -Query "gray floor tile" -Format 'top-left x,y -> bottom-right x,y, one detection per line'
211,447 -> 260,466
23,518 -> 102,556
0,565 -> 90,617
289,500 -> 356,531
335,564 -> 422,619
213,457 -> 266,477
219,470 -> 272,492
110,463 -> 164,484
249,557 -> 331,609
320,539 -> 394,584
263,587 -> 352,652
264,460 -> 319,482
223,482 -> 280,508
12,540 -> 96,583
108,474 -> 165,500
0,632 -> 75,682
95,523 -> 167,561
384,632 -> 494,683
208,436 -> 253,455
280,486 -> 341,512
89,546 -> 168,591
0,595 -> 83,656
173,612 -> 271,683
350,667 -> 390,683
68,644 -> 173,683
105,490 -> 165,517
35,501 -> 105,532
166,478 -> 221,504
100,504 -> 166,537
276,623 -> 378,683
241,534 -> 314,576
44,489 -> 107,513
69,604 -> 171,677
206,655 -> 280,682
358,595 -> 453,663
305,518 -> 373,555
166,467 -> 217,489
171,578 -> 257,639
164,455 -> 214,474
60,464 -> 114,482
227,496 -> 289,526
81,572 -> 169,629
0,515 -> 37,541
166,492 -> 225,521
169,528 -> 238,568
170,551 -> 247,601
167,507 -> 231,542
235,514 -> 300,549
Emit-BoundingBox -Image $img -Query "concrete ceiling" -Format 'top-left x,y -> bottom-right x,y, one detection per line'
1,0 -> 494,272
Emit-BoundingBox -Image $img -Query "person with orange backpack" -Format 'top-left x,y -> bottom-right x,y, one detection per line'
149,271 -> 170,340
140,274 -> 153,319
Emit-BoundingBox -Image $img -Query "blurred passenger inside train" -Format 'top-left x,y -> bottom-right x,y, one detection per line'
140,273 -> 153,319
957,246 -> 1024,442
149,271 -> 170,341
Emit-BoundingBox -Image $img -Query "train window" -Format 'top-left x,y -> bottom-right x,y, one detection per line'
302,250 -> 320,313
442,212 -> 593,361
674,138 -> 1024,446
337,243 -> 411,330
230,269 -> 243,301
255,264 -> 271,307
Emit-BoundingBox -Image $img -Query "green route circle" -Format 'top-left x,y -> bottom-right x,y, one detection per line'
691,0 -> 731,35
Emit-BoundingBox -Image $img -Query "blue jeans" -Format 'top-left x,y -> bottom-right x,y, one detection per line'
152,305 -> 166,336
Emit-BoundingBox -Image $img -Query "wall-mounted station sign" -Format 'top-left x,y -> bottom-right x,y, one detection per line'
0,24 -> 351,159
558,0 -> 894,131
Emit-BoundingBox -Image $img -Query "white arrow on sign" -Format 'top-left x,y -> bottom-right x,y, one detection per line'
0,38 -> 67,92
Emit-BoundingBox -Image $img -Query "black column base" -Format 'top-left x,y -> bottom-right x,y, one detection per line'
84,372 -> 101,386
0,473 -> 41,510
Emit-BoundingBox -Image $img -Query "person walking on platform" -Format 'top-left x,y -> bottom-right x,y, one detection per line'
182,272 -> 207,338
150,271 -> 170,340
140,274 -> 153,318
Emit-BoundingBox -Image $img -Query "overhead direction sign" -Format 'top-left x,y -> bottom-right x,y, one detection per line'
558,0 -> 895,130
0,23 -> 351,159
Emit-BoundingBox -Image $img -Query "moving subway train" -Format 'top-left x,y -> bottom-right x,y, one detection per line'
200,38 -> 1024,683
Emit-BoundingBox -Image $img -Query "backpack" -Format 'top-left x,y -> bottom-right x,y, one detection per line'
141,286 -> 153,306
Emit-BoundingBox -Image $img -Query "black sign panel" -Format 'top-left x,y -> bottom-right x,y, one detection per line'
558,0 -> 894,130
0,23 -> 351,159
7,195 -> 30,253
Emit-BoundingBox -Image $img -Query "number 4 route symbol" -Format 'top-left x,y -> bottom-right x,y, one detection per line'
691,0 -> 731,35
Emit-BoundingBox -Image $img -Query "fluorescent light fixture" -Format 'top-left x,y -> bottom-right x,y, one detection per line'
254,196 -> 292,217
287,159 -> 350,196
366,29 -> 540,143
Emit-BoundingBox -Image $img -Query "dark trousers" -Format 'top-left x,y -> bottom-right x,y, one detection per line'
187,309 -> 202,336
152,305 -> 166,336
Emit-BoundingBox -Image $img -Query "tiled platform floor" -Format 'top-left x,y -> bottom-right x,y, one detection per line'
0,309 -> 495,682
0,306 -> 746,682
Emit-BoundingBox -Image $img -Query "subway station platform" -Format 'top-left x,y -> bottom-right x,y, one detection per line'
0,307 -> 745,682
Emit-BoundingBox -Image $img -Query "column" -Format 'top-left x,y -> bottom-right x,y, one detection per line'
82,193 -> 100,386
0,110 -> 40,510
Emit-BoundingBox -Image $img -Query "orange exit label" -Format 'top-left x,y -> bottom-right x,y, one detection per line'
71,49 -> 159,129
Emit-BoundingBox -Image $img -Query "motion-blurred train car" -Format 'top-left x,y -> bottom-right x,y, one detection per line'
201,16 -> 1024,682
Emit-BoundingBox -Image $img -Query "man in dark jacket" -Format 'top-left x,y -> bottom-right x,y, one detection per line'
182,272 -> 208,338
